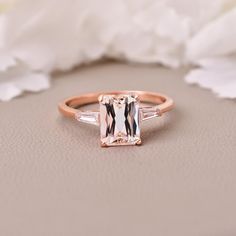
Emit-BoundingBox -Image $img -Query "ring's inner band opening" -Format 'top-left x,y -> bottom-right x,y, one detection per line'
67,92 -> 166,109
59,91 -> 174,117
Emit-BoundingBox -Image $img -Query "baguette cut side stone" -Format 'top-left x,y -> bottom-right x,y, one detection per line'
99,94 -> 141,146
75,111 -> 99,126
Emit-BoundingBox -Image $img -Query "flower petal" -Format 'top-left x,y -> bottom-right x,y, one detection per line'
0,82 -> 21,101
187,6 -> 236,62
185,57 -> 236,99
0,64 -> 50,101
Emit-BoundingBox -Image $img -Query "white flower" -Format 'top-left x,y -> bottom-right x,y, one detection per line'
0,0 -> 236,100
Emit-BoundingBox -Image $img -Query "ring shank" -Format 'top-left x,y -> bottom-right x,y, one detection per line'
58,91 -> 174,118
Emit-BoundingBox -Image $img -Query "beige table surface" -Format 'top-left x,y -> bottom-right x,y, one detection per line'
0,62 -> 236,236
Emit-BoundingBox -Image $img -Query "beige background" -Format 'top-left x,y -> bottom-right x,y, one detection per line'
1,62 -> 236,236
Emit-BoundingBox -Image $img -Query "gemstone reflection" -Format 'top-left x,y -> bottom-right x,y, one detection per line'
99,94 -> 141,146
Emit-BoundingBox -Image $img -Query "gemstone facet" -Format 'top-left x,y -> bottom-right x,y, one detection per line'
99,94 -> 141,146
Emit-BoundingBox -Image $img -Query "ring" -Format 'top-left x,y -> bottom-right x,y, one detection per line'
58,91 -> 174,147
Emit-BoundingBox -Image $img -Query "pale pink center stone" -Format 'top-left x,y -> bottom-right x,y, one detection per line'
99,94 -> 141,146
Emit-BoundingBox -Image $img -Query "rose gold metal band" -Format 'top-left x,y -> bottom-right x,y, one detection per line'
58,91 -> 174,118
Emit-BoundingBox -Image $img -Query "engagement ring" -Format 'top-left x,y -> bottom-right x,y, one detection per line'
58,91 -> 174,147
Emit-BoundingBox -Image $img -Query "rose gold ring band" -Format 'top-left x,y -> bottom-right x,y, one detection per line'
58,91 -> 174,118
